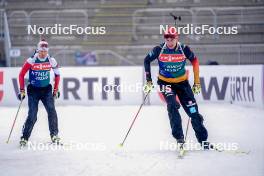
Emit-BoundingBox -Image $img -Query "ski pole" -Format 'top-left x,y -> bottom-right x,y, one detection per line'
184,117 -> 191,142
6,99 -> 24,144
119,90 -> 150,147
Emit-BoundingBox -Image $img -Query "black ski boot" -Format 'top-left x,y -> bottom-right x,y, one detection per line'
19,138 -> 28,147
51,135 -> 61,144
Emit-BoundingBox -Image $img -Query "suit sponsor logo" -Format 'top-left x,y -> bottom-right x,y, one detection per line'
159,54 -> 185,63
31,62 -> 51,71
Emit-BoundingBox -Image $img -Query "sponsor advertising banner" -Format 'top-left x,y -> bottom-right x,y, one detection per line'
0,67 -> 143,106
148,65 -> 264,108
0,65 -> 263,108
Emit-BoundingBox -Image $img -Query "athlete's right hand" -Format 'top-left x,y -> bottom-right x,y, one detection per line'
53,89 -> 60,99
143,81 -> 154,93
18,89 -> 26,101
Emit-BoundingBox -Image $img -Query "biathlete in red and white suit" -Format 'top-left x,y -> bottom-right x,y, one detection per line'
18,39 -> 61,146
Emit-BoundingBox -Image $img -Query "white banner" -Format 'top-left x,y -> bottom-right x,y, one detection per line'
0,66 -> 263,108
0,67 -> 143,106
0,68 -> 22,106
57,67 -> 143,106
148,65 -> 264,108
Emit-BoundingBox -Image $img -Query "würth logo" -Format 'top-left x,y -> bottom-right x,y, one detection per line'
0,71 -> 3,102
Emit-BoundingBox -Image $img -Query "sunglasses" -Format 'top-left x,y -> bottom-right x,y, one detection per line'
40,43 -> 48,48
164,34 -> 177,39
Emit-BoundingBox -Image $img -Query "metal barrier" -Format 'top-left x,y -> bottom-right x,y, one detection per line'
132,8 -> 194,40
117,43 -> 264,65
52,49 -> 136,66
9,9 -> 89,40
0,9 -> 4,40
132,6 -> 264,40
4,11 -> 11,67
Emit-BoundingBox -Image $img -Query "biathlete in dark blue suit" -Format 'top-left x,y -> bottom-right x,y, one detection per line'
143,26 -> 211,149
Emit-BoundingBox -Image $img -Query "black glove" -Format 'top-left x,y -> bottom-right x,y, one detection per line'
18,89 -> 26,101
53,89 -> 60,99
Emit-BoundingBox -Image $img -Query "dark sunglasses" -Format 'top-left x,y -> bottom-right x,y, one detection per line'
40,43 -> 48,48
164,34 -> 176,39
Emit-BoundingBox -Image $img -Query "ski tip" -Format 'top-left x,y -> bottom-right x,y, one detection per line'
238,150 -> 251,155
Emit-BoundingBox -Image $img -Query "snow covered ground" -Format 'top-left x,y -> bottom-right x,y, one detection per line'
0,103 -> 263,176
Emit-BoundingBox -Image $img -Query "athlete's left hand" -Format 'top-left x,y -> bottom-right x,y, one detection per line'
143,81 -> 154,94
53,89 -> 60,99
192,83 -> 201,95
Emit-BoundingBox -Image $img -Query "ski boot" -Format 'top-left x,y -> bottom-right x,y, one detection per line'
51,135 -> 61,145
19,138 -> 28,148
177,139 -> 185,158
